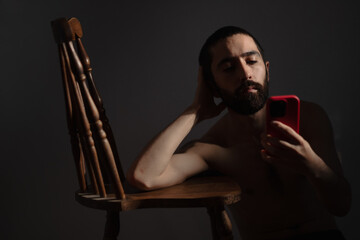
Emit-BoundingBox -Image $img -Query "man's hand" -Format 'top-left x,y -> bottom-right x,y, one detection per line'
260,120 -> 351,216
260,121 -> 321,176
191,67 -> 226,123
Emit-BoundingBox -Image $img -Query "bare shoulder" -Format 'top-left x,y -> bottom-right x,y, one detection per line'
300,100 -> 332,136
300,100 -> 334,144
300,100 -> 343,174
300,100 -> 327,119
201,113 -> 230,146
177,113 -> 230,159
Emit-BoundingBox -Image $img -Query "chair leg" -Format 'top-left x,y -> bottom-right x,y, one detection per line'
103,210 -> 120,240
207,205 -> 233,240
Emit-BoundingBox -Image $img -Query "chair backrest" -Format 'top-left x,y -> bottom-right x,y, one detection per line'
51,17 -> 126,199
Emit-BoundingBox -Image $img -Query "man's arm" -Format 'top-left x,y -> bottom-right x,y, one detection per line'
126,68 -> 225,190
260,103 -> 351,217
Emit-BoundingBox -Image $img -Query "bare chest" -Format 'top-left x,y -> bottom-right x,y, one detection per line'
206,143 -> 304,196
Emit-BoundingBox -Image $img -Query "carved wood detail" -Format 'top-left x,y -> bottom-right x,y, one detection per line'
52,18 -> 125,199
58,44 -> 87,192
62,41 -> 106,197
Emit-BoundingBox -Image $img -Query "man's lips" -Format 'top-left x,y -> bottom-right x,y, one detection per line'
240,85 -> 258,93
235,81 -> 262,95
246,86 -> 258,92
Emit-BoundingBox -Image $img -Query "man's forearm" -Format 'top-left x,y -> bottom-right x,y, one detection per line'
127,105 -> 199,188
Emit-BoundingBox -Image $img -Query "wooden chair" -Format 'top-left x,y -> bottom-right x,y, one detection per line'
51,17 -> 241,240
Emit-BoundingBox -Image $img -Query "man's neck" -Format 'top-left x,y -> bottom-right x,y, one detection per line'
227,106 -> 266,136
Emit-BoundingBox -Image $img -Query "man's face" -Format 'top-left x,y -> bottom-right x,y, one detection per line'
210,34 -> 269,115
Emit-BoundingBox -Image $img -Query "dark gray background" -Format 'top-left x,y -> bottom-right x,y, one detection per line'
1,0 -> 359,239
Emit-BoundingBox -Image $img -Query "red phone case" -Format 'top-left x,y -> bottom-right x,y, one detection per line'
266,95 -> 300,138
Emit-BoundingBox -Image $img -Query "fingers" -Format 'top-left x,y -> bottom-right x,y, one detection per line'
261,149 -> 282,164
193,67 -> 225,120
261,149 -> 273,163
261,134 -> 297,161
261,124 -> 312,173
270,121 -> 302,144
261,134 -> 288,151
261,135 -> 280,158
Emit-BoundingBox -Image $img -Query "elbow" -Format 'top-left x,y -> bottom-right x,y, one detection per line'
331,206 -> 351,217
126,169 -> 158,191
329,193 -> 352,217
336,183 -> 352,217
338,201 -> 352,217
321,176 -> 352,217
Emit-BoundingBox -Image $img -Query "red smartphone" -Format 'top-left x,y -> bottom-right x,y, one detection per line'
266,95 -> 300,138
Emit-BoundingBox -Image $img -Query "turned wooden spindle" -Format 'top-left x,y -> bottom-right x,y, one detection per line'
69,17 -> 126,182
78,39 -> 126,183
62,41 -> 106,197
52,18 -> 90,192
61,42 -> 100,195
67,41 -> 125,199
59,44 -> 87,192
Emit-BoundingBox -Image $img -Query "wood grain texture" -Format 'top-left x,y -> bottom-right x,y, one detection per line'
63,41 -> 106,197
67,38 -> 125,199
76,35 -> 126,183
75,176 -> 241,211
68,18 -> 123,183
59,44 -> 87,191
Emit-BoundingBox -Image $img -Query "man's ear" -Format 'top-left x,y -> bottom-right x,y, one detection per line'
265,61 -> 270,82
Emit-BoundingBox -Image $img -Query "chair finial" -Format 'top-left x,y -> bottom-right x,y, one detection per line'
51,17 -> 75,43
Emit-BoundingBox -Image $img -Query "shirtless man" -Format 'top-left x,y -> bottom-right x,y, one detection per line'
126,26 -> 351,240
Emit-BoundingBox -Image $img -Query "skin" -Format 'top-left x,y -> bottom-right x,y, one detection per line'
127,34 -> 351,240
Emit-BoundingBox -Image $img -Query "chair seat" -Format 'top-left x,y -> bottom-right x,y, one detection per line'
76,176 -> 241,211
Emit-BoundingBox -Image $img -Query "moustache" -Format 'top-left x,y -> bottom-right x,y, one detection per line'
234,80 -> 263,95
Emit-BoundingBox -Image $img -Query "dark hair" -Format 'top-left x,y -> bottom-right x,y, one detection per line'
198,26 -> 265,84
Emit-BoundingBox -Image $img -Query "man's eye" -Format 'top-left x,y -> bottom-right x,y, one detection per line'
247,60 -> 257,65
223,66 -> 235,72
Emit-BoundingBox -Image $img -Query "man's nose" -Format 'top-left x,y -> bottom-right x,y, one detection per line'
238,61 -> 252,81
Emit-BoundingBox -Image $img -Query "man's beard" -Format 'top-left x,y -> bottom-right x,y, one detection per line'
218,78 -> 269,115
